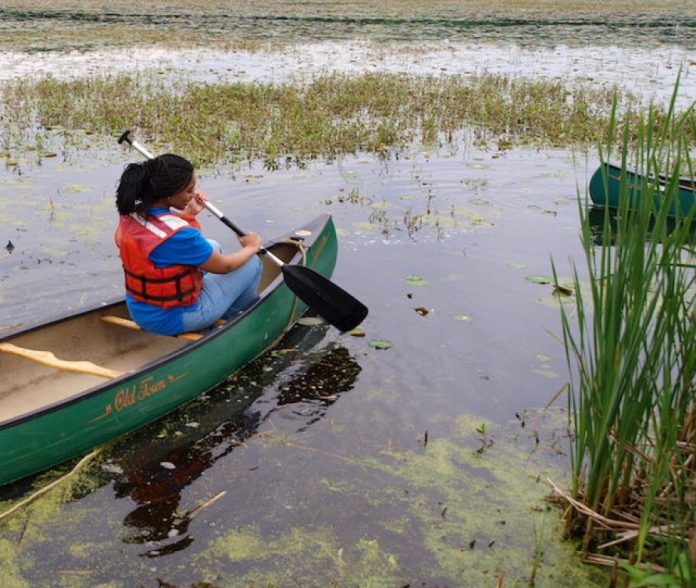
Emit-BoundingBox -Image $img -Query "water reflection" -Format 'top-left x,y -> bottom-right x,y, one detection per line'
106,324 -> 361,558
588,205 -> 696,246
275,346 -> 362,430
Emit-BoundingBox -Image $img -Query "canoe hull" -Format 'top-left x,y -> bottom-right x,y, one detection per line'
589,162 -> 696,218
0,214 -> 338,487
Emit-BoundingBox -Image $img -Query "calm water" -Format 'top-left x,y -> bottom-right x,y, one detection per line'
1,5 -> 694,587
0,143 -> 604,586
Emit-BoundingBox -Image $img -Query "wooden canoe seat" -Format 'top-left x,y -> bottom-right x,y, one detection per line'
100,315 -> 202,341
100,315 -> 225,341
0,342 -> 123,379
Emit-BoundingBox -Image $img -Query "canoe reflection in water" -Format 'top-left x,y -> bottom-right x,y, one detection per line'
588,206 -> 696,246
110,330 -> 361,557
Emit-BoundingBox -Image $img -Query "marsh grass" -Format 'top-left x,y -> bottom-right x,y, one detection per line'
0,72 -> 669,169
554,90 -> 696,582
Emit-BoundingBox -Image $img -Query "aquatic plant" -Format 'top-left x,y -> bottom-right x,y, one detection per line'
0,72 -> 671,169
553,87 -> 696,581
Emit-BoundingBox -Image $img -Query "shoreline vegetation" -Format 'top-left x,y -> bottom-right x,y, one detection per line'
1,72 -> 693,170
554,94 -> 695,585
0,0 -> 693,51
1,0 -> 693,19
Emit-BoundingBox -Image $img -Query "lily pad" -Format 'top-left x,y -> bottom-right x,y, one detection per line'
533,369 -> 559,379
369,339 -> 393,350
405,275 -> 429,287
525,275 -> 553,285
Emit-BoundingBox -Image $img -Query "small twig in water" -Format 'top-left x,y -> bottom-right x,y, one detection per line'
187,491 -> 227,520
0,449 -> 100,523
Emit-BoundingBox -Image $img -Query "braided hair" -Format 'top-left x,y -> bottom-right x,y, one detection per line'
116,154 -> 194,215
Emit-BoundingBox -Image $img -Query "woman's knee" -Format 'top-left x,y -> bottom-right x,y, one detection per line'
250,255 -> 262,278
240,255 -> 262,284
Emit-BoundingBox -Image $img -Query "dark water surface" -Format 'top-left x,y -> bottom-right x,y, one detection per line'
0,142 -> 608,586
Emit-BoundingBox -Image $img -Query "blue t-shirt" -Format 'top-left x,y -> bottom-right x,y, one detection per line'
125,209 -> 214,335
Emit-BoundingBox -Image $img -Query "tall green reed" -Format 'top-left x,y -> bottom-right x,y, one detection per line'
556,86 -> 695,578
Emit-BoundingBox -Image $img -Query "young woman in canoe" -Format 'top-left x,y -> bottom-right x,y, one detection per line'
115,154 -> 263,336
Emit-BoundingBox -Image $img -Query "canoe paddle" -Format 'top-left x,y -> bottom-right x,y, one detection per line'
117,130 -> 368,332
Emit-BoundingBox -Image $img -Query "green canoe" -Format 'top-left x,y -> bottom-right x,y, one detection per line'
589,162 -> 696,218
0,214 -> 338,488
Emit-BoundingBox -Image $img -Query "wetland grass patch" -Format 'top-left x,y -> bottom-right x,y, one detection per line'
1,72 -> 676,169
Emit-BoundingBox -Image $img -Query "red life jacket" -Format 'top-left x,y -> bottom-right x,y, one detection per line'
115,211 -> 203,308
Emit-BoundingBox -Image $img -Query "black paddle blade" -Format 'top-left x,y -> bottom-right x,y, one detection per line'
281,265 -> 368,332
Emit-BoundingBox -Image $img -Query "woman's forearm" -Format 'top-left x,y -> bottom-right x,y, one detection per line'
201,246 -> 259,274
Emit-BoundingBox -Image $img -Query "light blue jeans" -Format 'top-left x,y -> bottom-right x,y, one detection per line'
182,249 -> 262,332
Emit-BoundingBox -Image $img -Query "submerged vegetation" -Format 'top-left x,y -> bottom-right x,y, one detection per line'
2,71 -> 690,170
554,93 -> 695,583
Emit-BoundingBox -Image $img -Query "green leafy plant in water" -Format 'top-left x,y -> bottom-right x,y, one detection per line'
622,552 -> 694,588
2,71 -> 689,169
553,79 -> 696,579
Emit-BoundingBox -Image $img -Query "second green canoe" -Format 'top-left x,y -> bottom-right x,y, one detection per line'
589,162 -> 696,218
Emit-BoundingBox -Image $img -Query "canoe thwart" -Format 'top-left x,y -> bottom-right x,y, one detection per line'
100,315 -> 205,341
0,342 -> 123,379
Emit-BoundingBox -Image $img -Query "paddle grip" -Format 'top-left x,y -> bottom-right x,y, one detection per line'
118,130 -> 155,160
206,204 -> 276,262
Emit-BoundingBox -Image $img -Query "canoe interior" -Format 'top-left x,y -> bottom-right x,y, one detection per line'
0,241 -> 297,425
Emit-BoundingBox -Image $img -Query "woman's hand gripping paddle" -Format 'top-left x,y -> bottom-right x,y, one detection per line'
118,130 -> 368,332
